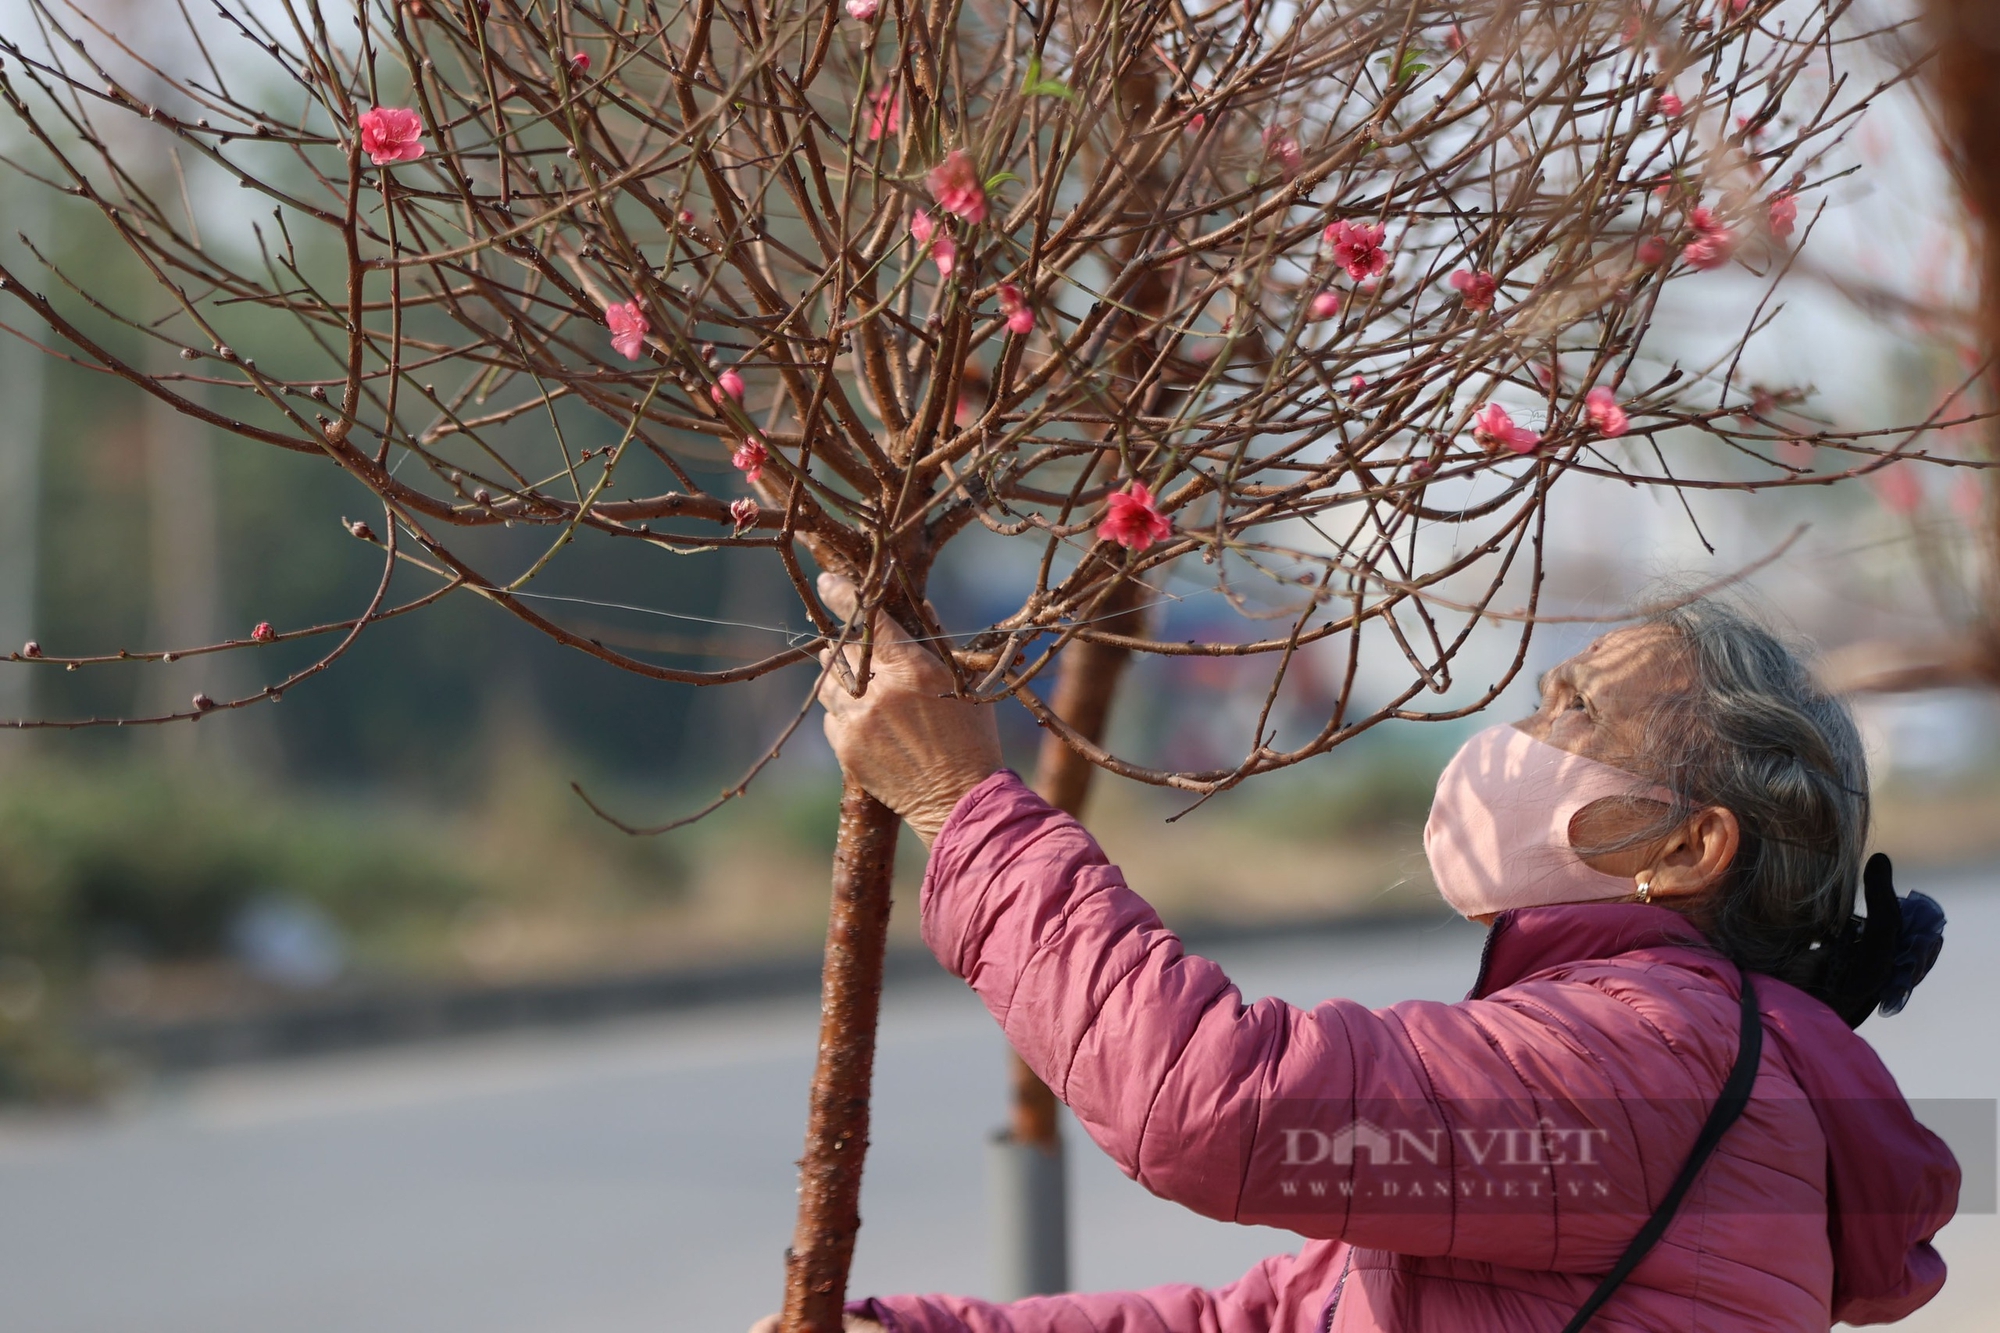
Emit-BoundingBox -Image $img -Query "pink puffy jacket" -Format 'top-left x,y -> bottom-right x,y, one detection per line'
851,772 -> 1959,1333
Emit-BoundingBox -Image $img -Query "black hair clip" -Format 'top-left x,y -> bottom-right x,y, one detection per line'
1813,853 -> 1946,1028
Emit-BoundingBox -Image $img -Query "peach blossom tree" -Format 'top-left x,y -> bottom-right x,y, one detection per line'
0,0 -> 1951,1326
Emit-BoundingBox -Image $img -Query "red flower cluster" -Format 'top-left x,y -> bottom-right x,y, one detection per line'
1683,206 -> 1735,270
1585,388 -> 1629,438
1324,221 -> 1389,282
1768,193 -> 1798,239
1097,481 -> 1173,551
867,84 -> 902,142
1448,269 -> 1497,311
1473,403 -> 1540,454
910,210 -> 956,277
732,438 -> 768,483
358,107 -> 425,166
998,284 -> 1034,335
927,150 -> 987,225
605,300 -> 648,359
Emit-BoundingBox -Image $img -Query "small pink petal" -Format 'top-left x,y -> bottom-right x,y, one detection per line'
1656,92 -> 1684,119
844,0 -> 879,18
711,367 -> 746,405
1309,289 -> 1342,321
730,498 -> 759,531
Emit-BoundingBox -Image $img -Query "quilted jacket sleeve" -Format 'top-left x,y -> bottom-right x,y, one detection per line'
916,772 -> 1743,1273
848,1250 -> 1297,1333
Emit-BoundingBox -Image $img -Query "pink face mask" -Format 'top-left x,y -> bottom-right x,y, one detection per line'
1423,723 -> 1674,918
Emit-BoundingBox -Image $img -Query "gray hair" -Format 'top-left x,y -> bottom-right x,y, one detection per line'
1634,599 -> 1869,988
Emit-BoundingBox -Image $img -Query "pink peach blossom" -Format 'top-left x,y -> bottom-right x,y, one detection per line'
1768,192 -> 1798,239
1585,387 -> 1629,438
867,84 -> 902,141
1187,112 -> 1207,135
1637,235 -> 1669,266
912,211 -> 956,276
605,300 -> 649,359
1097,481 -> 1173,551
730,498 -> 759,531
568,51 -> 591,77
731,437 -> 768,483
1656,92 -> 1684,119
998,284 -> 1034,335
1350,375 -> 1368,394
1444,24 -> 1466,51
844,0 -> 879,18
251,622 -> 276,643
1448,269 -> 1497,311
358,107 -> 425,166
1323,220 -> 1390,281
712,367 -> 746,405
1263,127 -> 1303,178
927,150 -> 987,224
1309,289 -> 1342,321
1683,206 -> 1735,270
1472,402 -> 1541,454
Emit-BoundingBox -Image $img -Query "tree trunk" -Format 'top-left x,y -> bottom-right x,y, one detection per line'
780,779 -> 902,1333
1011,578 -> 1148,1145
1925,0 -> 2000,674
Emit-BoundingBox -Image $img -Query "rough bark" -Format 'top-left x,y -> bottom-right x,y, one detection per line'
780,780 -> 903,1333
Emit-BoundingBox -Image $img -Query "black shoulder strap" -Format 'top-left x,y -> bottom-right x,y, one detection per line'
1560,970 -> 1762,1333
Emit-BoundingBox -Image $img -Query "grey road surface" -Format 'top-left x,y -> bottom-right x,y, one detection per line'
1,870 -> 1994,1333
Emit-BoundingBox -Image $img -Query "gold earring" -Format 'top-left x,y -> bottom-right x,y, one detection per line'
1634,872 -> 1654,905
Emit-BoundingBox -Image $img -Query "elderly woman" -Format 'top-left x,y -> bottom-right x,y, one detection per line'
789,581 -> 1957,1332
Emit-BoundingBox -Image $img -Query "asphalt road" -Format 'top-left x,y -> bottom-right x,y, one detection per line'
1,870 -> 1995,1333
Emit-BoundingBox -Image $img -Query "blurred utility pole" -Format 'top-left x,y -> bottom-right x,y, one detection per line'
989,579 -> 1145,1299
143,342 -> 228,764
0,198 -> 46,737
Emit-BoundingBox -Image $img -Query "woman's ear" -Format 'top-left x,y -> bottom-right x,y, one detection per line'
1648,806 -> 1740,901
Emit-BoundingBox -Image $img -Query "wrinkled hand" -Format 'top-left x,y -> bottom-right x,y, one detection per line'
747,1314 -> 885,1333
815,573 -> 1001,845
